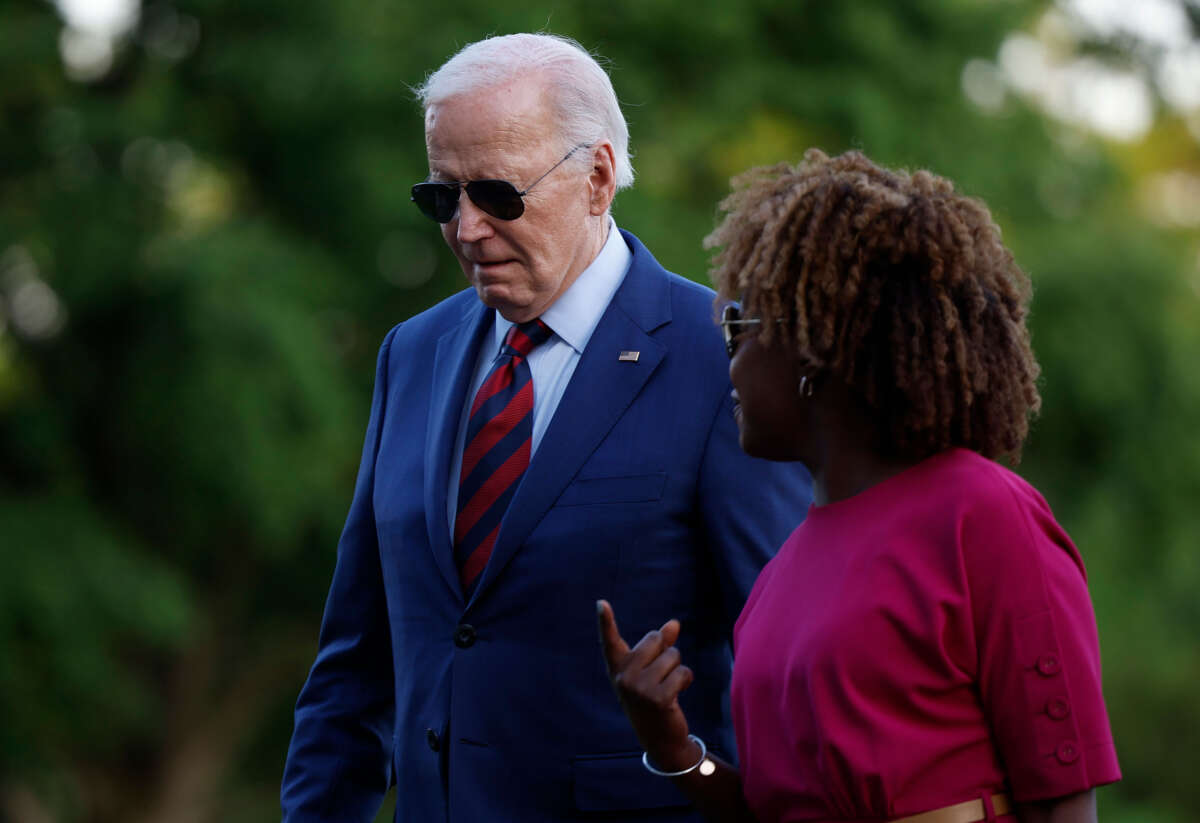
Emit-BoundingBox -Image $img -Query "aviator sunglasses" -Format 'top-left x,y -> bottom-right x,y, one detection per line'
720,303 -> 763,358
411,144 -> 589,223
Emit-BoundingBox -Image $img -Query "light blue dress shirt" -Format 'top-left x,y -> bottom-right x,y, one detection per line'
447,219 -> 633,535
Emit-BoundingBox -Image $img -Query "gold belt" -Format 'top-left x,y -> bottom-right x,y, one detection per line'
890,793 -> 1012,823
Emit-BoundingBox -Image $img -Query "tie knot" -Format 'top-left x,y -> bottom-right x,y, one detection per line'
502,318 -> 553,358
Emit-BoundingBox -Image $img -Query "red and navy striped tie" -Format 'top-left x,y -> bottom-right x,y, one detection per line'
454,318 -> 553,593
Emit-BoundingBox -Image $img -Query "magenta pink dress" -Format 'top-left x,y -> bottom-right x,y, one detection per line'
731,449 -> 1120,822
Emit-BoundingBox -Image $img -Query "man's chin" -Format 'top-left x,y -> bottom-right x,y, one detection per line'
475,286 -> 538,324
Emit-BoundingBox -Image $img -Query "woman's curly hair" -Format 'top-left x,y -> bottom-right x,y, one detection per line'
706,149 -> 1040,462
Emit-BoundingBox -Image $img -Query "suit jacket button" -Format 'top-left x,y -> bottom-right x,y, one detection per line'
425,728 -> 440,752
454,623 -> 477,648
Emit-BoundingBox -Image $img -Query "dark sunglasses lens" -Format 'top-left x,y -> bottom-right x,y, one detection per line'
466,180 -> 525,220
411,183 -> 459,223
722,305 -> 740,357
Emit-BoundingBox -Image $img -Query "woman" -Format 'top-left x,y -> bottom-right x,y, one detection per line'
598,149 -> 1120,822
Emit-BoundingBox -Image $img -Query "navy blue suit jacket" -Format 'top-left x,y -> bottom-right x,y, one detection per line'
282,231 -> 811,822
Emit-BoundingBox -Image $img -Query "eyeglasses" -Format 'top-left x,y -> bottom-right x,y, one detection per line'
720,303 -> 763,358
411,144 -> 588,223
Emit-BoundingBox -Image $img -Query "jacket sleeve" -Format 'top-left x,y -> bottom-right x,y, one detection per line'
696,388 -> 812,635
281,326 -> 399,822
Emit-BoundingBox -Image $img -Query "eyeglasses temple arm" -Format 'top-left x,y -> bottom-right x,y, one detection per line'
516,143 -> 591,195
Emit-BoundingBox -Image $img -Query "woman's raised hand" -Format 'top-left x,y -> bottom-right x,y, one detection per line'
596,599 -> 702,771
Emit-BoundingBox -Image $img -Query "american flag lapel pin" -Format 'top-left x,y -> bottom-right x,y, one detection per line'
618,350 -> 640,362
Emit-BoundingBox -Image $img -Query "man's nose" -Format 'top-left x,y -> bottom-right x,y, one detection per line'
455,191 -> 495,243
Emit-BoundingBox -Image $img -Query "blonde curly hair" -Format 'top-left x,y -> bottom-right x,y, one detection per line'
706,149 -> 1041,461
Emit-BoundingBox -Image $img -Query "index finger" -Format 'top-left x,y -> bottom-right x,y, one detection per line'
596,599 -> 630,671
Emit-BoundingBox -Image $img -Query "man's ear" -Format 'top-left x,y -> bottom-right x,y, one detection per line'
587,142 -> 617,215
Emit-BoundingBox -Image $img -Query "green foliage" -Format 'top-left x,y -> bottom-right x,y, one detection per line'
1,0 -> 1197,820
0,495 -> 190,767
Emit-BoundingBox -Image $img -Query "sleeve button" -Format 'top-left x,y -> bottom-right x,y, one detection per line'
1046,697 -> 1071,721
1036,653 -> 1061,676
1055,740 -> 1080,764
426,728 -> 441,752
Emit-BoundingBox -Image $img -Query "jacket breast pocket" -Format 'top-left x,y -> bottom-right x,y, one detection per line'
555,472 -> 667,507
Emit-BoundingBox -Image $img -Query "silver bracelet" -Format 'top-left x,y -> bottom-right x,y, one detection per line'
641,734 -> 707,777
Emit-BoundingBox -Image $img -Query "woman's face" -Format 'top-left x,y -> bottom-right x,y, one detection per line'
728,326 -> 810,461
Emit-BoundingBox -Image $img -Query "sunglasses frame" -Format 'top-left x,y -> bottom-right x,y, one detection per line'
720,303 -> 764,358
411,143 -> 589,223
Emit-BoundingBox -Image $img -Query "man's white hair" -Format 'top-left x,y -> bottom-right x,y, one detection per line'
416,33 -> 634,191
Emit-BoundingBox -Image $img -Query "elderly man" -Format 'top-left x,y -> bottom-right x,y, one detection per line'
281,33 -> 811,823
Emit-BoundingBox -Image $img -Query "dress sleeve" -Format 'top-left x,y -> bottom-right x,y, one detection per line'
961,473 -> 1121,802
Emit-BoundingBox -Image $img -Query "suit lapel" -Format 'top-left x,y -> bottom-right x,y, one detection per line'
425,301 -> 492,601
471,234 -> 672,601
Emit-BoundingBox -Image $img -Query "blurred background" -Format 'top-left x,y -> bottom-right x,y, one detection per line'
1,0 -> 1198,820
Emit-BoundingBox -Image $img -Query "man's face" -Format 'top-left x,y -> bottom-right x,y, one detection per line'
424,75 -> 607,323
